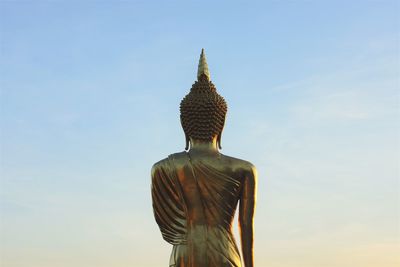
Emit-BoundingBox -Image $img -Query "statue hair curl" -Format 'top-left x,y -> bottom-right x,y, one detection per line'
180,74 -> 227,150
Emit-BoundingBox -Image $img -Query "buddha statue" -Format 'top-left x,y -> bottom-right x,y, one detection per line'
151,49 -> 257,267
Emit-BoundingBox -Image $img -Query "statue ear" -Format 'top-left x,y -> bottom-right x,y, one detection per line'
185,133 -> 190,150
217,132 -> 222,149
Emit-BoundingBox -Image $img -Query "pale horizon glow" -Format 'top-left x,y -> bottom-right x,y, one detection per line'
1,1 -> 399,267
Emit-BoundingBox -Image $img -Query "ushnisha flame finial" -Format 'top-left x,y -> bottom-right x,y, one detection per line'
181,49 -> 227,150
197,48 -> 210,81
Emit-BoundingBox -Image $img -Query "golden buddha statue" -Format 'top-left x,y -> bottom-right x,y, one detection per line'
151,49 -> 257,267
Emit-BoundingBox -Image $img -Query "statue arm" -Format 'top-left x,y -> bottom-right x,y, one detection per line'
239,164 -> 257,267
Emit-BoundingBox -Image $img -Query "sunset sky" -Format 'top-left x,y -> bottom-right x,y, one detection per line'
1,1 -> 399,267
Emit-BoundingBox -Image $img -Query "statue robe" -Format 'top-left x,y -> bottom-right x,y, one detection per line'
151,152 -> 242,267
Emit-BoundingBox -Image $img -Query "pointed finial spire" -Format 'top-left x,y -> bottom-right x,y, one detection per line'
197,48 -> 210,81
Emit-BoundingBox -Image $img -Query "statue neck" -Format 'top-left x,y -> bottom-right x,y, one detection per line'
189,137 -> 219,153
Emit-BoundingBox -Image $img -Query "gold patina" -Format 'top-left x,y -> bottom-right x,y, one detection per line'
151,49 -> 257,267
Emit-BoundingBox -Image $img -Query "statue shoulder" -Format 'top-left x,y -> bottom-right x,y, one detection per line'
223,156 -> 257,188
151,152 -> 187,176
151,158 -> 168,177
221,154 -> 257,175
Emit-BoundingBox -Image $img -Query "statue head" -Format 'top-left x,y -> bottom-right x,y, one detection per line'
180,49 -> 228,150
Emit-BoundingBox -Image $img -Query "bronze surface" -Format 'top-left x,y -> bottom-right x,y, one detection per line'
151,50 -> 257,267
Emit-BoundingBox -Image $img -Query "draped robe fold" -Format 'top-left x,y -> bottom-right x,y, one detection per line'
151,152 -> 242,267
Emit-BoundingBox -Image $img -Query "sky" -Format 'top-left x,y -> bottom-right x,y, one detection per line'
0,1 -> 399,267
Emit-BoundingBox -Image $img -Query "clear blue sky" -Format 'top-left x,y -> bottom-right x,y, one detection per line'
1,1 -> 399,266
